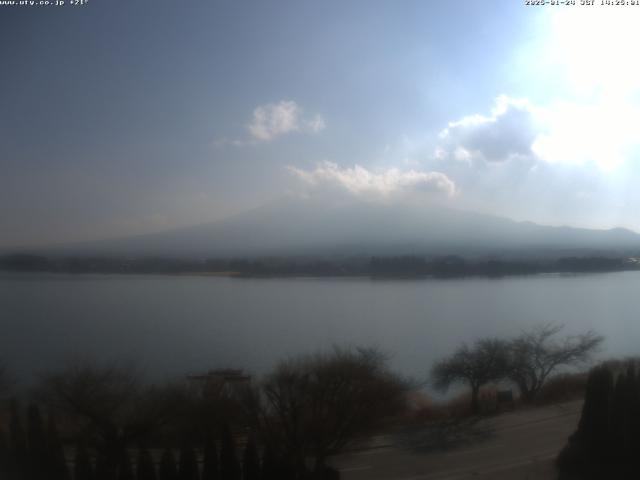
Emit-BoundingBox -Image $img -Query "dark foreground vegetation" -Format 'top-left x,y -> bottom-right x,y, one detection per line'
431,324 -> 602,414
2,253 -> 640,277
0,326 -> 611,479
557,360 -> 640,479
0,348 -> 407,480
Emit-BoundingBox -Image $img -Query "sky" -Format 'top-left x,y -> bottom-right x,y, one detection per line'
3,0 -> 640,247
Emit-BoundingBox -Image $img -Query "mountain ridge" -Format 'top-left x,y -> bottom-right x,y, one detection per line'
7,198 -> 640,259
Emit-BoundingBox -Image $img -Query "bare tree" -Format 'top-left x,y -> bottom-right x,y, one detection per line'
37,360 -> 183,476
507,323 -> 603,403
431,338 -> 509,415
242,347 -> 408,478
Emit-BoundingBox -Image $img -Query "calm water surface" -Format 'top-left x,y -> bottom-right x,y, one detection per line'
1,271 -> 638,383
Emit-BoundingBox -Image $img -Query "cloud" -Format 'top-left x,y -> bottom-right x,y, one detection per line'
424,95 -> 640,229
305,114 -> 326,134
437,94 -> 640,171
531,100 -> 640,170
248,100 -> 325,141
288,161 -> 456,199
439,96 -> 541,163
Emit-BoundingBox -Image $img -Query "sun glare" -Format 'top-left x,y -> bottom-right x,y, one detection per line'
527,7 -> 640,171
550,7 -> 640,97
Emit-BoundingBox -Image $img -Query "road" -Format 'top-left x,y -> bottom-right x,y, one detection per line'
333,400 -> 582,480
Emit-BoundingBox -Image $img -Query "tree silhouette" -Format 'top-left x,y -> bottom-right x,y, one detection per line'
95,452 -> 116,480
117,449 -> 134,480
159,449 -> 179,480
178,444 -> 198,480
201,435 -> 218,480
242,435 -> 260,480
47,412 -> 70,480
626,364 -> 640,466
432,338 -> 509,414
39,361 -> 182,475
0,361 -> 12,399
74,443 -> 95,480
9,399 -> 27,477
27,404 -> 47,478
137,446 -> 157,480
219,424 -> 240,480
260,445 -> 279,480
557,363 -> 640,478
0,426 -> 10,479
243,347 -> 406,477
508,324 -> 603,403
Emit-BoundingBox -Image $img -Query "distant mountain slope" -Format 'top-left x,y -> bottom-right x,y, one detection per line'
33,198 -> 640,258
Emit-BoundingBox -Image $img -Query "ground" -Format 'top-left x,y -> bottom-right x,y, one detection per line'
334,400 -> 582,480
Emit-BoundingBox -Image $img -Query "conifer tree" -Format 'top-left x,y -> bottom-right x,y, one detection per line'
577,365 -> 613,465
278,456 -> 295,480
95,453 -> 117,480
178,444 -> 198,480
159,449 -> 179,480
628,364 -> 640,461
219,424 -> 240,480
137,446 -> 157,480
557,364 -> 640,478
201,436 -> 218,480
610,373 -> 627,460
260,445 -> 278,480
0,426 -> 10,479
10,399 -> 27,477
47,412 -> 70,480
27,404 -> 47,478
594,366 -> 613,459
242,436 -> 260,480
117,450 -> 134,480
74,444 -> 95,480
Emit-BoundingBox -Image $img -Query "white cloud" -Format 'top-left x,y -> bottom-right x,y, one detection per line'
424,94 -> 640,229
289,161 -> 456,199
305,114 -> 326,133
439,96 -> 541,163
248,100 -> 325,141
437,95 -> 640,171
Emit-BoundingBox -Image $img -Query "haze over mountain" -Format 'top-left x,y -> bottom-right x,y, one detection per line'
6,4 -> 640,249
29,198 -> 640,260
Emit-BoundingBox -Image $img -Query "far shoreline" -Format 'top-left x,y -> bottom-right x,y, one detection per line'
2,266 -> 639,281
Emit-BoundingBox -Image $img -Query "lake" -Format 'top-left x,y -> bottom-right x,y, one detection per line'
1,271 -> 638,385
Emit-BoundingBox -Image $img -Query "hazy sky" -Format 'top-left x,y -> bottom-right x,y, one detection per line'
3,1 -> 640,247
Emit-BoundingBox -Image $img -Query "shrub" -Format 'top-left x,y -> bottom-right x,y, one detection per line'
535,373 -> 588,405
